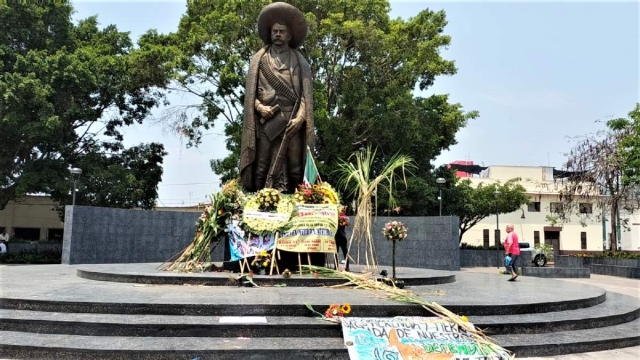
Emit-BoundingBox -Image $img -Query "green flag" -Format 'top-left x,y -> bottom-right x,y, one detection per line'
303,147 -> 319,185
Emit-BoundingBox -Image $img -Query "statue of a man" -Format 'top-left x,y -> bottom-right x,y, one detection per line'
240,2 -> 314,193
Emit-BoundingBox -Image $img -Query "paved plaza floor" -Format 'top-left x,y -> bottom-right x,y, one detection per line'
462,267 -> 640,359
0,264 -> 638,359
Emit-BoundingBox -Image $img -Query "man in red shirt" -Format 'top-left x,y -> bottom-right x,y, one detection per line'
504,224 -> 520,281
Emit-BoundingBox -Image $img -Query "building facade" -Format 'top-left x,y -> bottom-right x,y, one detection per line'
0,196 -> 64,241
457,164 -> 640,252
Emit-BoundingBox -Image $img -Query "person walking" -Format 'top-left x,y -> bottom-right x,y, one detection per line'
504,224 -> 520,281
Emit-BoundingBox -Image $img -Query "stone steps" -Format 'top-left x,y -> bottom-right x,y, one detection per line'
0,317 -> 639,359
0,293 -> 637,337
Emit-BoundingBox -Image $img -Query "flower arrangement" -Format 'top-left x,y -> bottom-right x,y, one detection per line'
294,182 -> 340,205
294,184 -> 326,204
242,195 -> 294,235
256,188 -> 282,212
305,302 -> 352,323
251,249 -> 271,271
221,179 -> 246,215
325,303 -> 352,319
338,206 -> 349,227
383,221 -> 408,280
383,221 -> 407,241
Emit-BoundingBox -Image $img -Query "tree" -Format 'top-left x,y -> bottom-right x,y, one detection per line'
616,104 -> 640,187
0,2 -> 169,211
448,178 -> 529,243
142,0 -> 477,197
557,110 -> 640,251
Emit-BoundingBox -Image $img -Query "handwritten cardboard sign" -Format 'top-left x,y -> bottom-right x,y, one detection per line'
342,317 -> 509,360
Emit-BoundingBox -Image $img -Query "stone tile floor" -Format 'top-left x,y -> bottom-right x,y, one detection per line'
462,267 -> 640,359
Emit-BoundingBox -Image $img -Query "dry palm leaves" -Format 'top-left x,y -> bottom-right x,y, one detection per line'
304,265 -> 514,359
336,146 -> 415,269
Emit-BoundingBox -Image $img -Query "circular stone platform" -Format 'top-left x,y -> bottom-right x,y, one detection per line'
76,263 -> 456,287
3,264 -> 637,359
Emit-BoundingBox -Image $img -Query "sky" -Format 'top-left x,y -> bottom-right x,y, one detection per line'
70,0 -> 640,207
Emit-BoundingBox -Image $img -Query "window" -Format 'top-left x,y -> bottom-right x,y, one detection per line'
483,229 -> 490,248
579,203 -> 593,214
48,228 -> 63,241
12,227 -> 40,241
534,231 -> 540,246
581,232 -> 587,250
550,202 -> 563,213
528,202 -> 541,212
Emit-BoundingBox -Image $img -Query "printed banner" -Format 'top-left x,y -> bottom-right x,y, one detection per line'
228,223 -> 276,261
276,204 -> 338,253
342,317 -> 510,360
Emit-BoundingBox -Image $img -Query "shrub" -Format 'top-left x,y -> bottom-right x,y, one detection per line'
570,252 -> 640,260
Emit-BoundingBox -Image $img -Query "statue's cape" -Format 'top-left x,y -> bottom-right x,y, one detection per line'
240,46 -> 314,191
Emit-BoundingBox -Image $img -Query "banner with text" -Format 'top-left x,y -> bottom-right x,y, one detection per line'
276,204 -> 338,253
228,223 -> 276,262
342,317 -> 510,360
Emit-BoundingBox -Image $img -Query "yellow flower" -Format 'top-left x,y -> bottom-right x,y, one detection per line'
262,261 -> 268,267
341,303 -> 352,314
461,315 -> 468,322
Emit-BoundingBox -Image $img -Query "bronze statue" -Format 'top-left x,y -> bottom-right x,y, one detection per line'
240,2 -> 314,194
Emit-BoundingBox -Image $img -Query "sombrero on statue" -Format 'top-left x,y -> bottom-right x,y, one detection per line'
257,2 -> 308,48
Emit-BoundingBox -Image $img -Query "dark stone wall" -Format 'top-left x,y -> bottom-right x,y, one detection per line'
62,207 -> 461,270
460,249 -> 534,268
555,256 -> 640,279
62,206 -> 225,265
345,216 -> 460,271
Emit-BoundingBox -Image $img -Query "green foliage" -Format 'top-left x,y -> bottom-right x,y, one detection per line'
571,252 -> 640,260
450,178 -> 529,242
0,249 -> 62,264
141,0 -> 476,202
459,243 -> 504,250
0,2 -> 168,212
613,103 -> 640,186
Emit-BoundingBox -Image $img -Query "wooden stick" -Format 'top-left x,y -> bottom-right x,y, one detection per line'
298,252 -> 302,276
307,253 -> 312,267
270,233 -> 278,276
239,260 -> 244,275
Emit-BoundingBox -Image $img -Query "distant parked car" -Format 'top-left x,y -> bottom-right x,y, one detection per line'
518,242 -> 548,267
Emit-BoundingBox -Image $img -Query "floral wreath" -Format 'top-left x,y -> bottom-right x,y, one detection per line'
241,192 -> 294,235
294,182 -> 341,205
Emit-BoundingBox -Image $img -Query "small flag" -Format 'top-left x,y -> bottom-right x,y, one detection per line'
303,147 -> 319,185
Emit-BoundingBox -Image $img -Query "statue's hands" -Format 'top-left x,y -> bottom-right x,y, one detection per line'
257,104 -> 275,120
285,116 -> 304,136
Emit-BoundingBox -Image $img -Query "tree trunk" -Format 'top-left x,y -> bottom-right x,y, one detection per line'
610,203 -> 618,252
392,240 -> 396,279
459,227 -> 467,243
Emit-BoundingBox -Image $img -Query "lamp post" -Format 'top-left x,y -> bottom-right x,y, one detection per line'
494,189 -> 502,269
436,177 -> 446,216
70,168 -> 82,206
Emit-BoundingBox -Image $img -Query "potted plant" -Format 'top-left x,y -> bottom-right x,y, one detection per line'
251,249 -> 272,275
382,220 -> 408,281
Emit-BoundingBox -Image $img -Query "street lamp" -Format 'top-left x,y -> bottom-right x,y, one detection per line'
494,189 -> 502,268
70,168 -> 82,206
436,177 -> 446,216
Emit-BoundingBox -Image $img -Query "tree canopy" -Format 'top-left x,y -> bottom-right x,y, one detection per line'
616,103 -> 640,187
0,2 -> 168,212
143,0 -> 478,199
447,178 -> 529,242
556,105 -> 640,251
